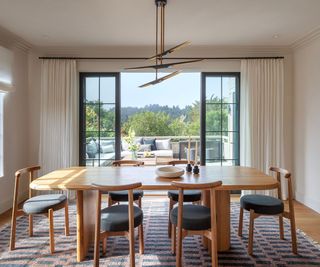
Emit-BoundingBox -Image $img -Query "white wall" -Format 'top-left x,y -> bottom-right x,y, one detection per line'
293,36 -> 320,213
0,44 -> 30,213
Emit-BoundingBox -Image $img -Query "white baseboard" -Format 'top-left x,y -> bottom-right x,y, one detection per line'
295,190 -> 320,213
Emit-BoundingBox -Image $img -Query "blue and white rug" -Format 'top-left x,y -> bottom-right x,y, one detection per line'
0,199 -> 320,266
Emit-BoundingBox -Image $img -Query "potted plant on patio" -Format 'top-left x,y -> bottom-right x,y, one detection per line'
124,128 -> 140,159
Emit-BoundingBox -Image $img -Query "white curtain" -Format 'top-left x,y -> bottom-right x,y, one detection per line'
240,59 -> 285,197
39,59 -> 78,198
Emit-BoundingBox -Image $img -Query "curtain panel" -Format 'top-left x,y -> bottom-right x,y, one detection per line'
240,59 -> 286,198
39,59 -> 78,198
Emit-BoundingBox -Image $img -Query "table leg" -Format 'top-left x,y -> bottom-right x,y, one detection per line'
202,190 -> 230,252
76,190 -> 97,262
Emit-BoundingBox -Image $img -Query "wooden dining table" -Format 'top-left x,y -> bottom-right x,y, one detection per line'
30,165 -> 278,262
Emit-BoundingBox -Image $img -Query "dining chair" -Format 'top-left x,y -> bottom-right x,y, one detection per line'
108,160 -> 144,208
166,160 -> 202,238
10,166 -> 69,254
92,182 -> 144,267
170,180 -> 222,267
238,166 -> 297,255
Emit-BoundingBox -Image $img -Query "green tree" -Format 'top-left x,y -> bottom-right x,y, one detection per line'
122,111 -> 173,136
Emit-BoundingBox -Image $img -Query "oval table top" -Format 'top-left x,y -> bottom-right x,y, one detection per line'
30,166 -> 278,191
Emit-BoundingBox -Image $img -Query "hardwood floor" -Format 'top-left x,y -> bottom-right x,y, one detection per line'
1,196 -> 319,244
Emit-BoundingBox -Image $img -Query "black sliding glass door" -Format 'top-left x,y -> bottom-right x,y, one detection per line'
79,73 -> 120,166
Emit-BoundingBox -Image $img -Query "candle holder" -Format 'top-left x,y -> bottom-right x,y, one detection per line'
193,165 -> 199,174
186,163 -> 192,172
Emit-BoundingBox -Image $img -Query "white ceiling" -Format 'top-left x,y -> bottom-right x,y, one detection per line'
0,0 -> 320,47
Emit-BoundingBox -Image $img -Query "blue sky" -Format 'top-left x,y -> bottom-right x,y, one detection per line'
121,72 -> 200,108
85,72 -> 235,107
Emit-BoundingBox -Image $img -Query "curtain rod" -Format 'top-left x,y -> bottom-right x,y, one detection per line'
38,56 -> 284,60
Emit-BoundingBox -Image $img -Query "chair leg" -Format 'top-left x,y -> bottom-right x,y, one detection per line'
176,224 -> 183,267
238,207 -> 243,237
168,198 -> 174,238
9,209 -> 17,250
64,202 -> 70,236
139,224 -> 144,254
290,215 -> 298,254
248,209 -> 255,255
48,208 -> 55,254
171,224 -> 176,254
102,237 -> 107,256
279,215 -> 284,240
29,215 -> 33,237
129,227 -> 135,267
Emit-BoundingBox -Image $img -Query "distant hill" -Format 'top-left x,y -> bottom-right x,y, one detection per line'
121,104 -> 192,123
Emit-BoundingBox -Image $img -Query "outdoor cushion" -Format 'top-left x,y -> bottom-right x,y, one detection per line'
109,190 -> 144,202
143,138 -> 157,151
156,139 -> 171,150
100,204 -> 143,232
139,144 -> 151,152
170,204 -> 211,231
168,190 -> 202,202
240,194 -> 284,215
23,194 -> 67,214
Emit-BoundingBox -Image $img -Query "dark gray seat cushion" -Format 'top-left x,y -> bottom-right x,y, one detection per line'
168,190 -> 202,202
109,190 -> 144,202
170,204 -> 211,231
101,205 -> 143,232
240,194 -> 284,215
23,194 -> 67,214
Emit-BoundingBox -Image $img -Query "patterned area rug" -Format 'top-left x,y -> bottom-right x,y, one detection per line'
1,199 -> 320,266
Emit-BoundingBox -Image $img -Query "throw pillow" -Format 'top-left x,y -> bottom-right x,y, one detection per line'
143,138 -> 157,151
155,139 -> 171,150
138,144 -> 151,152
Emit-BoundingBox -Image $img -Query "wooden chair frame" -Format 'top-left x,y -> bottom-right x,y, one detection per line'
167,160 -> 197,238
108,160 -> 144,208
10,166 -> 69,254
171,181 -> 222,267
238,166 -> 297,255
93,182 -> 144,267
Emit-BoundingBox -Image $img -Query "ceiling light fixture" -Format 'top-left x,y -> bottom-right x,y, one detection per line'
125,0 -> 202,88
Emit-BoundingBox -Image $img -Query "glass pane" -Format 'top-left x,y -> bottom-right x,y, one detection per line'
100,77 -> 116,103
222,77 -> 237,103
85,132 -> 99,159
222,160 -> 237,166
222,132 -> 239,160
85,77 -> 99,102
206,133 -> 223,160
86,159 -> 99,167
100,104 -> 115,131
206,159 -> 221,166
100,160 -> 114,167
206,104 -> 221,131
85,104 -> 99,132
206,77 -> 221,103
221,104 -> 239,132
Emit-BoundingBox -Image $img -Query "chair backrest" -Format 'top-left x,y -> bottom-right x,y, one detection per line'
13,166 -> 41,209
269,166 -> 292,200
167,160 -> 195,166
171,180 -> 222,232
112,160 -> 144,167
269,166 -> 294,216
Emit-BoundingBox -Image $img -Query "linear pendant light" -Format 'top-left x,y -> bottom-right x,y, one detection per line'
125,0 -> 202,88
